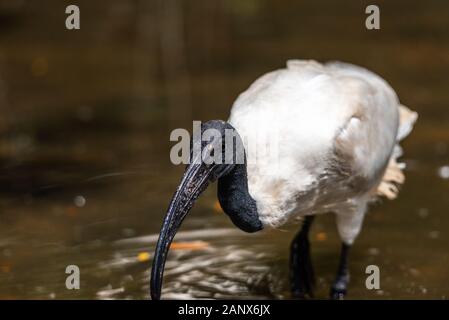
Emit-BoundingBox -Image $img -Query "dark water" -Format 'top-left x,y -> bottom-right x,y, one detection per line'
0,0 -> 448,299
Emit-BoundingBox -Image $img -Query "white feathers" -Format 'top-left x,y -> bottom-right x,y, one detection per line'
397,105 -> 418,141
376,105 -> 418,199
228,59 -> 417,244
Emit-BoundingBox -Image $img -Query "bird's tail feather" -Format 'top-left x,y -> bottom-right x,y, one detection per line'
376,105 -> 418,200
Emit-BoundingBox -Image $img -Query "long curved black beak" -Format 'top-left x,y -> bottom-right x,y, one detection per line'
150,162 -> 215,300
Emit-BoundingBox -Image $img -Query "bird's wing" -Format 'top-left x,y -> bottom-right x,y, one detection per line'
325,61 -> 418,200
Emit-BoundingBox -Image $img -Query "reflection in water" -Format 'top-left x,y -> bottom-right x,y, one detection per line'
101,229 -> 284,299
0,0 -> 448,299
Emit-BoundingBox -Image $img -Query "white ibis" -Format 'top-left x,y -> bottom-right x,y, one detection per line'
150,60 -> 417,299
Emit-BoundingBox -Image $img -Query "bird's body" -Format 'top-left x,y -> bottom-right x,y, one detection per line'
229,60 -> 417,244
151,59 -> 417,300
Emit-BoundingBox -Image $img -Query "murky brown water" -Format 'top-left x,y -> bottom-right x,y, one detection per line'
0,0 -> 448,299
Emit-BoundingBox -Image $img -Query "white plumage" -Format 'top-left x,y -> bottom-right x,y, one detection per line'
228,60 -> 417,245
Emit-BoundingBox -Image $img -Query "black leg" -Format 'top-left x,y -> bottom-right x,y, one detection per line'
330,243 -> 351,300
290,215 -> 315,299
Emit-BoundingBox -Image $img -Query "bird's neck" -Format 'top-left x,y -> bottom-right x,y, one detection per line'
217,163 -> 263,233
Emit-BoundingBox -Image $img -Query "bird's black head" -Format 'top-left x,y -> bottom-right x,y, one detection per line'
190,120 -> 238,180
150,120 -> 262,300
